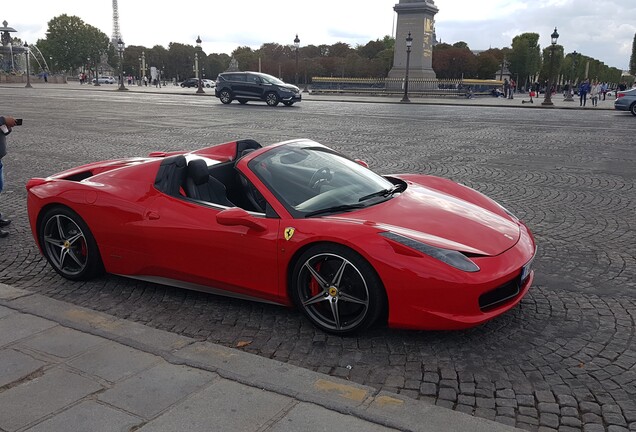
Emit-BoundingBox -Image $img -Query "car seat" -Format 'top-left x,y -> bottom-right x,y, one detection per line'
185,159 -> 234,207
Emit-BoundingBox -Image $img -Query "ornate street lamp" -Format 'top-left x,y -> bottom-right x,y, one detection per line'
117,38 -> 128,91
401,32 -> 413,103
294,34 -> 300,86
195,35 -> 204,94
24,41 -> 32,88
303,58 -> 309,93
541,27 -> 559,106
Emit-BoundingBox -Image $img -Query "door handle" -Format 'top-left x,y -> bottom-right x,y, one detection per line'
146,211 -> 160,220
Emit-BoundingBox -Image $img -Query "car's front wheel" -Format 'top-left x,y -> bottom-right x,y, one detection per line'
291,244 -> 386,335
265,92 -> 280,106
219,89 -> 233,104
38,206 -> 103,281
630,102 -> 636,116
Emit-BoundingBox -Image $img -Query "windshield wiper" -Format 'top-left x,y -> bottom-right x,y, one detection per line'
305,203 -> 367,218
358,183 -> 405,202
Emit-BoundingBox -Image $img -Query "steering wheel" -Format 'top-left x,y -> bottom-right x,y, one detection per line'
308,167 -> 332,190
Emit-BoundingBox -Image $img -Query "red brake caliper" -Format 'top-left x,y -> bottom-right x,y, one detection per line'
309,260 -> 323,297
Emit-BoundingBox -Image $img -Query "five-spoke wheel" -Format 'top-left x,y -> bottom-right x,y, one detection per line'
219,89 -> 233,104
39,206 -> 103,281
265,92 -> 280,106
291,244 -> 385,334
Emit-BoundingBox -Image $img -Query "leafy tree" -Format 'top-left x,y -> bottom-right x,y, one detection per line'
167,42 -> 195,80
476,51 -> 500,79
538,45 -> 563,85
432,45 -> 477,79
508,33 -> 541,88
452,41 -> 470,50
35,15 -> 109,73
630,33 -> 636,76
357,39 -> 386,59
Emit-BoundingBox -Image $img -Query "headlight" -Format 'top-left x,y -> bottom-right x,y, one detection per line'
380,232 -> 480,272
278,86 -> 294,93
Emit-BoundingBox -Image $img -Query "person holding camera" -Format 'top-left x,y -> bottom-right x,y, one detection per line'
0,115 -> 18,238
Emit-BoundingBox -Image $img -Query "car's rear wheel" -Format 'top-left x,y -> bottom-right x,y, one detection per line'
265,92 -> 280,106
291,244 -> 386,335
630,102 -> 636,116
219,89 -> 233,104
238,99 -> 248,104
39,206 -> 103,281
283,101 -> 295,106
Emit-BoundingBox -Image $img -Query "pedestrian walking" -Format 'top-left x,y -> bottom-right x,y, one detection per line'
508,79 -> 515,99
579,79 -> 591,106
0,115 -> 18,238
590,80 -> 601,107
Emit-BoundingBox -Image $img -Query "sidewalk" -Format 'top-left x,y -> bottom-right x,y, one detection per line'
0,283 -> 521,432
1,82 -> 617,110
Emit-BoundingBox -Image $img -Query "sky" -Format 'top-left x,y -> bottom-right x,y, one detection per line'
3,0 -> 635,71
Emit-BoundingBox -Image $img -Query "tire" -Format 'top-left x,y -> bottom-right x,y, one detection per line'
283,101 -> 294,106
219,89 -> 233,104
38,206 -> 104,281
238,99 -> 248,105
630,103 -> 636,116
180,83 -> 185,88
291,244 -> 386,335
265,92 -> 280,106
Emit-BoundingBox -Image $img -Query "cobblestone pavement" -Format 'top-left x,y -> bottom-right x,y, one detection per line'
2,87 -> 635,432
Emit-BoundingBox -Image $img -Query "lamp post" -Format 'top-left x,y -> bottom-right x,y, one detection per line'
117,38 -> 128,91
93,55 -> 100,86
138,55 -> 142,86
294,34 -> 300,86
541,27 -> 559,106
401,32 -> 413,103
195,35 -> 205,94
24,41 -> 32,88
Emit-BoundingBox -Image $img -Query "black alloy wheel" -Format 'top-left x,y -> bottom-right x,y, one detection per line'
39,206 -> 104,281
291,244 -> 386,334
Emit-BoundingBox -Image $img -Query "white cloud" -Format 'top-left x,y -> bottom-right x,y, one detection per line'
2,0 -> 632,70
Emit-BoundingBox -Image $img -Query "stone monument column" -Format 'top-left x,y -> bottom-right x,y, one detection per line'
388,0 -> 438,80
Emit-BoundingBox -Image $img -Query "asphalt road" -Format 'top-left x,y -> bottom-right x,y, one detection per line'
2,86 -> 635,432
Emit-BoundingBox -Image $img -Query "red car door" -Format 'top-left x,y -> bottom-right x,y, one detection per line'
141,194 -> 283,304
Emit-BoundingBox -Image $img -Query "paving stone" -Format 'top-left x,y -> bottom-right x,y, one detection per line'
99,362 -> 216,418
539,412 -> 559,428
0,348 -> 47,388
0,313 -> 56,347
19,325 -> 105,358
0,368 -> 103,431
538,402 -> 560,414
68,341 -> 160,382
26,400 -> 143,432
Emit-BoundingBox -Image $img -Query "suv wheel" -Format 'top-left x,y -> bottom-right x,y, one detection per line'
630,102 -> 636,116
265,92 -> 280,106
219,89 -> 233,104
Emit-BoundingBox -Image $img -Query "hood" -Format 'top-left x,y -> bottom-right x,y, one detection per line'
332,183 -> 520,256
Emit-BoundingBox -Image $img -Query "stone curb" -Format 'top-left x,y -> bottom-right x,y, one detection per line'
0,283 -> 522,432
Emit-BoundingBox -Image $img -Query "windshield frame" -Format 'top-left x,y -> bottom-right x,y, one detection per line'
248,142 -> 402,219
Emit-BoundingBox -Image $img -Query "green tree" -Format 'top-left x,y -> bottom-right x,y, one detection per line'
36,14 -> 109,73
476,49 -> 501,79
508,33 -> 541,88
432,44 -> 477,79
538,45 -> 563,85
630,33 -> 636,75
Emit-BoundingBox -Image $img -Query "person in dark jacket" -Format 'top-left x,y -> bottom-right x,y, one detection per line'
0,115 -> 17,238
579,79 -> 591,107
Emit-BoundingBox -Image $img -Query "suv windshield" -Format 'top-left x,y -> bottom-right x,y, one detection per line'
249,144 -> 402,218
256,73 -> 286,86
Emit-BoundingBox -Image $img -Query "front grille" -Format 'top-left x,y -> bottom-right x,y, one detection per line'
479,277 -> 520,311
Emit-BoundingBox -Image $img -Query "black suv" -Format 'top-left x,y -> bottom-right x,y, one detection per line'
215,72 -> 301,106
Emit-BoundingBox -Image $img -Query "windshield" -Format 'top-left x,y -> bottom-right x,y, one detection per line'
249,144 -> 400,218
258,73 -> 286,86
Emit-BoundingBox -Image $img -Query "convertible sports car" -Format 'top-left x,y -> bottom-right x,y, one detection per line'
26,139 -> 536,334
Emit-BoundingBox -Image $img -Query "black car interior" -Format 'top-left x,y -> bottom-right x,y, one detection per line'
153,139 -> 268,213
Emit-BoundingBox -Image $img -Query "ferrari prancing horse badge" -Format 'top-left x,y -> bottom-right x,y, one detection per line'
284,227 -> 295,241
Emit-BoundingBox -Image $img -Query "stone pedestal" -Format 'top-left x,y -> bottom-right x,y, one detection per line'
388,0 -> 438,80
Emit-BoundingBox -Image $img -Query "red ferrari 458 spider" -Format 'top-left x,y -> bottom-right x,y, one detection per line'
27,138 -> 536,334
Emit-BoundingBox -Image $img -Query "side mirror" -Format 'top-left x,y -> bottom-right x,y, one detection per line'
216,207 -> 266,231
